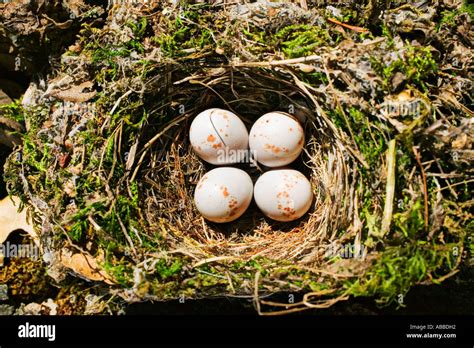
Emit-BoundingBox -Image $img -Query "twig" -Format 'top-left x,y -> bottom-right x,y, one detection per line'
413,146 -> 429,232
434,179 -> 474,193
357,37 -> 386,46
327,18 -> 369,33
110,90 -> 132,115
433,156 -> 458,198
303,290 -> 349,308
258,305 -> 313,316
192,256 -> 237,268
432,269 -> 459,283
116,212 -> 138,259
232,55 -> 323,68
254,270 -> 261,314
257,289 -> 349,315
381,139 -> 397,236
195,268 -> 227,279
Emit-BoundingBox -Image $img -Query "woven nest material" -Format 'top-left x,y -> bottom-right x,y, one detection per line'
4,1 -> 472,314
141,71 -> 355,261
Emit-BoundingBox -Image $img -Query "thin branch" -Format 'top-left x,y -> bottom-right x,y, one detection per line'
381,139 -> 397,236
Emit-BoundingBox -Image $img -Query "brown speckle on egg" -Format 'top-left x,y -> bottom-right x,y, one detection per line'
228,198 -> 238,209
281,206 -> 296,217
264,143 -> 282,154
277,191 -> 289,198
221,186 -> 229,197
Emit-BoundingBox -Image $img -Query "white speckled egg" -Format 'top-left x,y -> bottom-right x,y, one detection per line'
249,112 -> 305,167
189,108 -> 249,165
194,167 -> 253,223
254,169 -> 313,222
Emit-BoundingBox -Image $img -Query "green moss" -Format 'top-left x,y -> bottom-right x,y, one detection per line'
437,9 -> 458,31
275,24 -> 332,58
103,245 -> 134,287
403,46 -> 438,89
381,24 -> 395,48
0,100 -> 25,123
247,259 -> 268,276
350,107 -> 387,166
81,17 -> 150,83
155,7 -> 215,58
466,221 -> 474,257
461,0 -> 474,19
155,259 -> 183,280
371,44 -> 437,92
437,1 -> 474,31
393,199 -> 425,239
127,17 -> 148,39
346,242 -> 459,306
328,106 -> 388,169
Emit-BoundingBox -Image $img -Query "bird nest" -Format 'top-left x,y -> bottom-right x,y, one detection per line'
140,70 -> 355,261
4,1 -> 472,314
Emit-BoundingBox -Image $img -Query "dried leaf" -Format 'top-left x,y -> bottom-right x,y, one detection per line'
60,250 -> 115,285
452,133 -> 469,150
51,81 -> 97,103
0,89 -> 12,105
0,196 -> 36,244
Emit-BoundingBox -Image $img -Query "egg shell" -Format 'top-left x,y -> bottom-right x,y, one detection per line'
249,112 -> 304,167
194,167 -> 253,223
189,108 -> 249,165
254,169 -> 313,222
